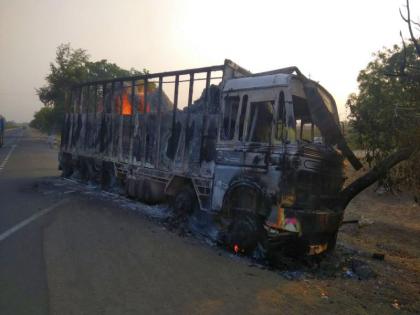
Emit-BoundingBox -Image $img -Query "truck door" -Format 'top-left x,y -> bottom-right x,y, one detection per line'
241,91 -> 275,169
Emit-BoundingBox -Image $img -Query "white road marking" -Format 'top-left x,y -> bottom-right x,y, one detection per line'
0,144 -> 17,171
0,199 -> 68,242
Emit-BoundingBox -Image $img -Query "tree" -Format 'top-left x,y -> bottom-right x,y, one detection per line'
346,41 -> 420,191
32,43 -> 143,132
30,107 -> 56,133
397,0 -> 420,80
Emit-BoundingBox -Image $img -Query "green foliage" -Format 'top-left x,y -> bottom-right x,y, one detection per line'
32,43 -> 143,133
5,120 -> 18,129
30,107 -> 56,133
340,121 -> 360,150
347,42 -> 420,189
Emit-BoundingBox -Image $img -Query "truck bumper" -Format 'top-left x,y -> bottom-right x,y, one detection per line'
265,206 -> 344,255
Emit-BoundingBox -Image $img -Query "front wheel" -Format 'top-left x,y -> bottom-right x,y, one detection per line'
225,213 -> 265,254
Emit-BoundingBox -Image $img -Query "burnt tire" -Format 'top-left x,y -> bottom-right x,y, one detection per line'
62,164 -> 73,178
61,155 -> 73,178
226,213 -> 265,254
326,232 -> 338,253
172,187 -> 197,216
101,162 -> 115,191
79,158 -> 90,183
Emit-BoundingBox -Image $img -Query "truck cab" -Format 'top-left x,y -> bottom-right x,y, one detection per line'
213,72 -> 347,255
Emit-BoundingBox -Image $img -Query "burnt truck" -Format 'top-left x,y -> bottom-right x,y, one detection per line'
0,115 -> 5,147
59,59 -> 370,256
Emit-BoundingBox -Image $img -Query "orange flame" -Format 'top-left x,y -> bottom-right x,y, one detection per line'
121,92 -> 132,115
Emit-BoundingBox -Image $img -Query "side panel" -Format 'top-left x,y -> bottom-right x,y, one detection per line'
59,64 -> 235,210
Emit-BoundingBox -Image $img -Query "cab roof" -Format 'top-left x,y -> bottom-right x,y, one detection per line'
222,73 -> 293,92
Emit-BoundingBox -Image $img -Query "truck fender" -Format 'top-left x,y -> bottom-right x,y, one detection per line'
222,178 -> 271,217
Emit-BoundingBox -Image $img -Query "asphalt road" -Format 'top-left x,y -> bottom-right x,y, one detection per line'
0,128 -> 60,315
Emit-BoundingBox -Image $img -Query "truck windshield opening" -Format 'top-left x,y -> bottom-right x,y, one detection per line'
292,95 -> 322,143
222,96 -> 274,143
246,100 -> 274,143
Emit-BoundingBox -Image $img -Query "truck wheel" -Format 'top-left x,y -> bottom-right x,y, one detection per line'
226,213 -> 264,254
79,158 -> 89,183
327,232 -> 338,252
61,156 -> 73,178
101,162 -> 115,191
172,187 -> 197,216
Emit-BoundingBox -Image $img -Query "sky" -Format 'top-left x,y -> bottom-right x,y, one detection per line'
0,0 -> 418,122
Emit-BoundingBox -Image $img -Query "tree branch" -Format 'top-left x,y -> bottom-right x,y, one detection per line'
402,0 -> 420,56
400,31 -> 407,75
336,148 -> 415,210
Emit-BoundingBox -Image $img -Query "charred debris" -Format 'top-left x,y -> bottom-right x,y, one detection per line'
59,59 -> 412,258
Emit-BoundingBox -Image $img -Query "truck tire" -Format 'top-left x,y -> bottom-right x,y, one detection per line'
172,186 -> 197,216
61,155 -> 73,178
225,212 -> 265,254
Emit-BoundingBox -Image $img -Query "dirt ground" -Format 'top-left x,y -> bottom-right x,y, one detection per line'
314,162 -> 420,314
336,178 -> 420,313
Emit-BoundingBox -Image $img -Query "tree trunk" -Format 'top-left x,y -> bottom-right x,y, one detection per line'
336,148 -> 414,210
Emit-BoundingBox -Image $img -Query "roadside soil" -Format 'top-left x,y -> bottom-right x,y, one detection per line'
335,164 -> 420,314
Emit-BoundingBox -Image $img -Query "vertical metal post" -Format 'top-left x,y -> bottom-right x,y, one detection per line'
102,83 -> 107,112
169,75 -> 180,164
85,85 -> 90,114
94,85 -> 98,114
156,76 -> 163,168
188,73 -> 194,107
142,78 -> 149,164
143,78 -> 148,114
75,87 -> 82,152
171,75 -> 179,136
200,71 -> 211,161
205,71 -> 211,113
182,73 -> 194,167
109,82 -> 115,157
84,85 -> 90,152
77,87 -> 82,113
118,81 -> 124,160
129,79 -> 136,162
66,90 -> 74,151
93,85 -> 98,154
110,82 -> 115,113
99,83 -> 106,155
76,87 -> 83,114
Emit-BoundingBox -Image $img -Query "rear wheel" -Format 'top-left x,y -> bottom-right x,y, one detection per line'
61,154 -> 73,178
172,186 -> 197,216
326,232 -> 338,253
101,162 -> 116,191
